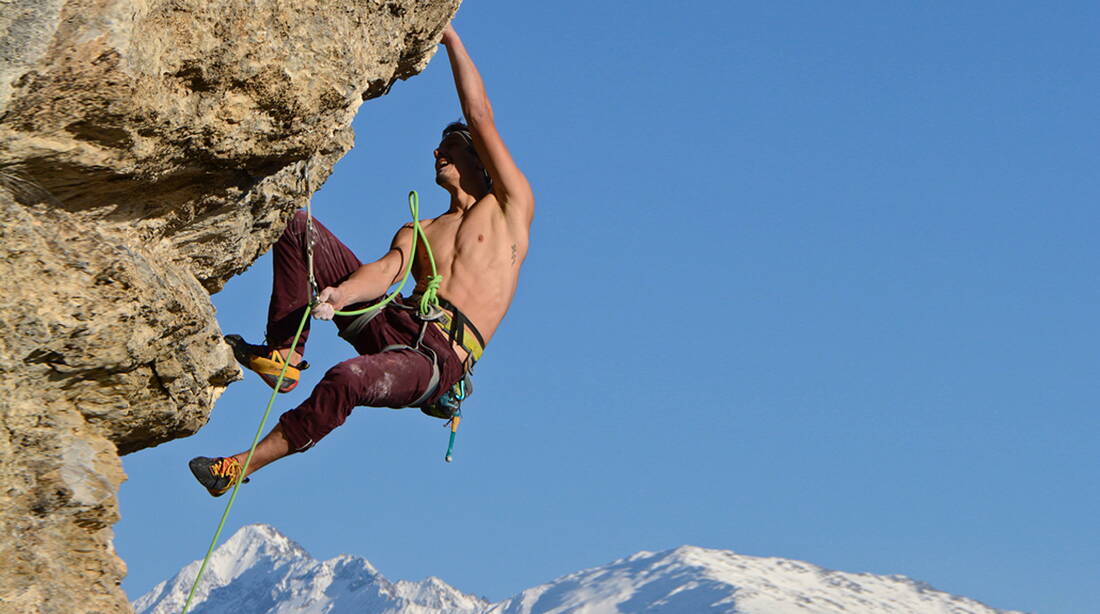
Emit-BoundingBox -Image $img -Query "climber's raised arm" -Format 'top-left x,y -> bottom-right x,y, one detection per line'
441,25 -> 533,221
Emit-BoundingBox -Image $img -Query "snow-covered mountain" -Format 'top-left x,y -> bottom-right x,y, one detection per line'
133,524 -> 1025,614
484,547 -> 1024,614
132,524 -> 487,614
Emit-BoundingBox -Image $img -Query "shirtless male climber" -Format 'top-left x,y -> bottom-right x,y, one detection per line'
189,24 -> 534,496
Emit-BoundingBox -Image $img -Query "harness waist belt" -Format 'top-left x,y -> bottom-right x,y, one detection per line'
340,295 -> 485,363
430,296 -> 485,363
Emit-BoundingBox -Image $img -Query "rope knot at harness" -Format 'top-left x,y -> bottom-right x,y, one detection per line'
419,274 -> 443,316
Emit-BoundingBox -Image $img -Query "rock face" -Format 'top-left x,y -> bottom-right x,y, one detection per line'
0,1 -> 459,612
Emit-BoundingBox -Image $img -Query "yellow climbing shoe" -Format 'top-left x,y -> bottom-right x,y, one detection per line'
224,334 -> 308,393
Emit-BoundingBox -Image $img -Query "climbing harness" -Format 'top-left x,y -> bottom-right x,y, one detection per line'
429,295 -> 486,362
181,189 -> 477,614
323,191 -> 477,449
338,291 -> 479,464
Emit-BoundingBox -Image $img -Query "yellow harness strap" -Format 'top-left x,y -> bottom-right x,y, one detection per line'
433,313 -> 484,362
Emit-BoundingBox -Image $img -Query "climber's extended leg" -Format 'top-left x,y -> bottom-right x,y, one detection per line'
190,348 -> 442,495
281,349 -> 438,451
228,210 -> 363,392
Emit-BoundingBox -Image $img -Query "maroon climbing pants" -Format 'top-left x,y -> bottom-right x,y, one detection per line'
268,210 -> 465,452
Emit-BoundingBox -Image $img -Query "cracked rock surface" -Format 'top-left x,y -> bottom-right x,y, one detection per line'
0,1 -> 459,612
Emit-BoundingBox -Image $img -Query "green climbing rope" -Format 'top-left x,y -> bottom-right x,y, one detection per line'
180,190 -> 440,614
335,190 -> 441,318
180,306 -> 310,614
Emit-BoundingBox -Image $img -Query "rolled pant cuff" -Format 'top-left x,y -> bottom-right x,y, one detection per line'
277,412 -> 316,453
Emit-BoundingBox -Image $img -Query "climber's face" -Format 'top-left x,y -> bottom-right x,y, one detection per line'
434,134 -> 486,192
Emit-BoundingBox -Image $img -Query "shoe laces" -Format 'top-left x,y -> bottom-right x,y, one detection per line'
210,457 -> 241,479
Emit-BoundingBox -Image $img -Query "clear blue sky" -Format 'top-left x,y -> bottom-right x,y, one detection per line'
117,3 -> 1099,612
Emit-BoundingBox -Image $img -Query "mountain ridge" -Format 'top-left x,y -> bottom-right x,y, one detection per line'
134,524 -> 1025,614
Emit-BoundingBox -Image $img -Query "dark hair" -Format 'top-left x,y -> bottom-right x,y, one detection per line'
441,121 -> 492,191
441,121 -> 472,142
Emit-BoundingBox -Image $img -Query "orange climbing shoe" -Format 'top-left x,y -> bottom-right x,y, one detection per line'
224,334 -> 308,393
188,456 -> 249,497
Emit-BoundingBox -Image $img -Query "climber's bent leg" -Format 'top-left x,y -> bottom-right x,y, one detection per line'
267,210 -> 362,356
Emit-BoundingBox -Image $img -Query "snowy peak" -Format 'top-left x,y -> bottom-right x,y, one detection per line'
393,576 -> 490,612
221,524 -> 305,556
132,524 -> 485,614
212,523 -> 316,577
134,527 -> 1024,614
133,524 -> 322,614
488,546 -> 1025,614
